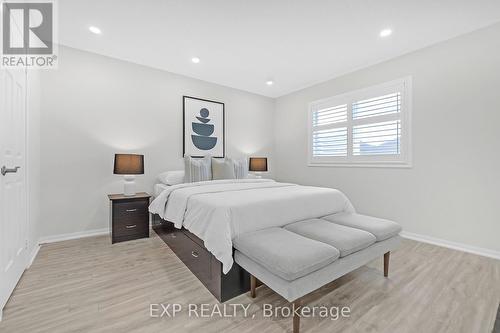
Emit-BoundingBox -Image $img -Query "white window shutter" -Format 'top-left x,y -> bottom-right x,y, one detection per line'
308,77 -> 412,167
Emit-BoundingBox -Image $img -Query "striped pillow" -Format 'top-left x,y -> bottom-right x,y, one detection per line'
184,155 -> 212,183
232,158 -> 249,179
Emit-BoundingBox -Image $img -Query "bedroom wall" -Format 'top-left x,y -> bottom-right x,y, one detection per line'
274,23 -> 500,254
39,46 -> 275,239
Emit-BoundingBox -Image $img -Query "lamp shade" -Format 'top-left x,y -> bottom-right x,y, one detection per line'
249,157 -> 268,172
113,154 -> 144,175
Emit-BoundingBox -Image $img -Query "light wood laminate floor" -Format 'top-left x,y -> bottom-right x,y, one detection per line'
0,233 -> 499,333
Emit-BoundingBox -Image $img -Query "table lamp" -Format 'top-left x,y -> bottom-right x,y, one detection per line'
249,157 -> 268,178
113,154 -> 144,196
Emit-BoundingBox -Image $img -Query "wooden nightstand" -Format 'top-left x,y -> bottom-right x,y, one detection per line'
108,192 -> 151,244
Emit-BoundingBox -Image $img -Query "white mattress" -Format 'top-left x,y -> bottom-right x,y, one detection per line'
153,183 -> 170,197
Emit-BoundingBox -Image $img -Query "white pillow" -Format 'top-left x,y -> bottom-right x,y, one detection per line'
184,155 -> 212,183
232,158 -> 248,179
157,170 -> 185,185
212,158 -> 236,180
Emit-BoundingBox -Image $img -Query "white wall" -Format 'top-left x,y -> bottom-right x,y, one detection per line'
39,24 -> 500,254
274,23 -> 500,253
39,46 -> 275,238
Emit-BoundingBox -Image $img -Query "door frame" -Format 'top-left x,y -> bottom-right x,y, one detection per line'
25,69 -> 36,259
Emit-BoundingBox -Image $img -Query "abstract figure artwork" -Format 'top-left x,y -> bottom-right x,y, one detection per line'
191,108 -> 216,150
183,96 -> 225,157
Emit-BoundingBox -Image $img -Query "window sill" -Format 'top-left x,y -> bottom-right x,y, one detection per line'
307,162 -> 412,168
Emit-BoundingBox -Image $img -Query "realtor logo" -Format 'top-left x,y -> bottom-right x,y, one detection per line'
1,1 -> 57,68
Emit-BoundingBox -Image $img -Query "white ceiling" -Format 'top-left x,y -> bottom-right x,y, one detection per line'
59,0 -> 500,98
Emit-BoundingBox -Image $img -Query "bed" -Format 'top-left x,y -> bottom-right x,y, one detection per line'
149,178 -> 356,301
153,183 -> 169,197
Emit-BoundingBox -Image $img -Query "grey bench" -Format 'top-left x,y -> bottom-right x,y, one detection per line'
233,213 -> 402,333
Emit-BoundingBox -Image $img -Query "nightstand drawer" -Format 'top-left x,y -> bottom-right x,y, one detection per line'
113,218 -> 148,237
113,200 -> 148,218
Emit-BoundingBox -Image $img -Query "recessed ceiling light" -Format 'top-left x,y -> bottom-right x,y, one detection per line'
191,57 -> 200,64
266,80 -> 274,86
89,26 -> 102,35
379,29 -> 392,38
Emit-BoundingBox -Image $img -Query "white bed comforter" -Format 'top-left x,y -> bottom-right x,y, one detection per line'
149,179 -> 355,273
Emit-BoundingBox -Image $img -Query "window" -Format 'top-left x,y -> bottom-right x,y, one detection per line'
308,77 -> 412,167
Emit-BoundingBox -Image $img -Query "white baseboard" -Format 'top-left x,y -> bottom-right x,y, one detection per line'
28,244 -> 40,268
400,231 -> 500,260
35,228 -> 499,261
39,228 -> 109,244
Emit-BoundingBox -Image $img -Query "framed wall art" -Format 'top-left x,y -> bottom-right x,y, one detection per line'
183,96 -> 225,157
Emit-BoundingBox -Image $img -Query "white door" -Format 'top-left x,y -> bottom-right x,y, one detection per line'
0,64 -> 28,312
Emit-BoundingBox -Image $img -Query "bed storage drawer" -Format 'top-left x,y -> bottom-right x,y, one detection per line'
153,221 -> 211,283
152,214 -> 250,302
175,234 -> 211,283
152,219 -> 183,250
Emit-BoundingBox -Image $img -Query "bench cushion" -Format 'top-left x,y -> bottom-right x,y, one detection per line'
234,236 -> 401,302
284,219 -> 376,257
233,227 -> 340,281
322,213 -> 402,241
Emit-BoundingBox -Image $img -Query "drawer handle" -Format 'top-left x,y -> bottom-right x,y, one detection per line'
170,233 -> 176,238
126,224 -> 137,229
191,251 -> 199,258
126,209 -> 138,212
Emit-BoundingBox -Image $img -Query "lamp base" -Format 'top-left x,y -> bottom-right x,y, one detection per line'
123,175 -> 136,196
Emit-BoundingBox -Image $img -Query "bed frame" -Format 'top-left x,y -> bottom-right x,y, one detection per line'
152,214 -> 250,302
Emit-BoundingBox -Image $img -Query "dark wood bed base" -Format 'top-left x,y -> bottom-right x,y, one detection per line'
152,214 -> 250,302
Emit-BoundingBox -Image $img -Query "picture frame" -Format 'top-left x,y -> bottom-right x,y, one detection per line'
183,96 -> 225,158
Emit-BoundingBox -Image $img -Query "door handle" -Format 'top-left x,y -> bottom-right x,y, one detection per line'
1,166 -> 20,176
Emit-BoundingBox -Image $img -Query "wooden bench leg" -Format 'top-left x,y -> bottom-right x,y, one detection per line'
293,299 -> 301,333
384,251 -> 390,277
250,275 -> 257,298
